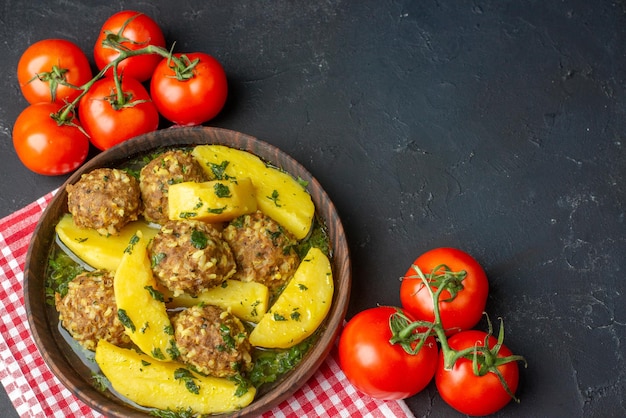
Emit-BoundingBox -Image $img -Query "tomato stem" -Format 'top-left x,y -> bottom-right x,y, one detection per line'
53,16 -> 196,126
390,263 -> 527,402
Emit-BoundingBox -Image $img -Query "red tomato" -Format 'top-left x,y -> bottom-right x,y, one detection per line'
12,103 -> 89,175
400,248 -> 488,334
78,76 -> 159,150
338,306 -> 438,400
436,330 -> 520,416
94,10 -> 166,82
17,39 -> 93,105
150,52 -> 228,126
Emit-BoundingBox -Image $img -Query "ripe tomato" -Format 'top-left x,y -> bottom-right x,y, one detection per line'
150,52 -> 228,126
400,248 -> 488,334
435,330 -> 520,416
17,39 -> 92,105
338,306 -> 438,400
12,103 -> 89,175
94,10 -> 166,82
78,76 -> 159,150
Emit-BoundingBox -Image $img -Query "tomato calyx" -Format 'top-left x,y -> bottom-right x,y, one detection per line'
405,263 -> 467,302
100,12 -> 148,52
29,65 -> 77,103
391,263 -> 527,402
388,309 -> 435,355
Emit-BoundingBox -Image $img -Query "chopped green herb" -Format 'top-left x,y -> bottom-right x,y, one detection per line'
91,372 -> 108,392
140,322 -> 150,333
178,211 -> 198,219
219,324 -> 236,349
208,161 -> 231,180
250,300 -> 260,317
117,309 -> 136,332
174,368 -> 200,395
207,206 -> 227,214
145,285 -> 164,302
75,237 -> 88,243
297,283 -> 309,291
229,373 -> 250,397
213,182 -> 232,198
273,313 -> 287,321
297,177 -> 309,188
267,190 -> 282,207
249,338 -> 314,387
167,339 -> 180,359
46,249 -> 85,305
152,348 -> 166,360
141,360 -> 152,367
124,234 -> 140,254
151,252 -> 166,268
190,230 -> 208,249
290,309 -> 301,321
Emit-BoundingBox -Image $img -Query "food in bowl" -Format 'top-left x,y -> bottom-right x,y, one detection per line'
45,143 -> 335,415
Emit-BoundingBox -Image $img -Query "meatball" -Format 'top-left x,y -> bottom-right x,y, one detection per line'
149,220 -> 237,296
66,168 -> 141,236
172,305 -> 252,377
55,270 -> 131,351
139,149 -> 206,224
223,211 -> 299,291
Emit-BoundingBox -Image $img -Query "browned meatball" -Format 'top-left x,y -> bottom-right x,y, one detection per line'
66,168 -> 141,236
148,220 -> 237,296
223,211 -> 299,291
172,305 -> 252,378
55,270 -> 131,351
139,149 -> 206,224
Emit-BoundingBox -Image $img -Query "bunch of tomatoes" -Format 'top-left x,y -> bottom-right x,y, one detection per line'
338,248 -> 527,416
13,10 -> 228,175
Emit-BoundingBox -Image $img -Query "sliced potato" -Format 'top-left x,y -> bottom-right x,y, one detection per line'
114,230 -> 176,361
249,247 -> 333,348
95,340 -> 255,414
165,279 -> 269,323
168,178 -> 257,223
192,145 -> 314,239
55,213 -> 158,271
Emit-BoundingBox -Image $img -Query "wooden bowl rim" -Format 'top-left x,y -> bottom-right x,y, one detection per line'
23,126 -> 352,417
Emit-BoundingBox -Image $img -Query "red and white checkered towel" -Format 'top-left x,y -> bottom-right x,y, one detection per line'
0,191 -> 414,418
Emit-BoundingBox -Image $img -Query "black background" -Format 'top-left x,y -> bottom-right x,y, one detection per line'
1,1 -> 625,417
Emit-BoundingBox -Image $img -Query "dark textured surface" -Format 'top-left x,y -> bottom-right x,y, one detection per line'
1,1 -> 625,417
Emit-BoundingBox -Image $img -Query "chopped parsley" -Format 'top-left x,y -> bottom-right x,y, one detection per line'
117,309 -> 136,332
190,230 -> 208,249
267,190 -> 282,207
207,206 -> 227,214
208,160 -> 232,180
273,312 -> 287,321
213,182 -> 232,198
174,368 -> 200,395
145,285 -> 164,302
151,252 -> 166,268
91,372 -> 108,392
124,234 -> 140,254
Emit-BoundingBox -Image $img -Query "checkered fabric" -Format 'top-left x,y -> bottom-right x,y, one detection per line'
0,191 -> 414,418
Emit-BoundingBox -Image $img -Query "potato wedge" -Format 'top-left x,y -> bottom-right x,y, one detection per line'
249,247 -> 333,348
95,340 -> 255,414
168,178 -> 257,223
114,230 -> 177,361
192,145 -> 314,239
165,279 -> 269,323
55,213 -> 158,271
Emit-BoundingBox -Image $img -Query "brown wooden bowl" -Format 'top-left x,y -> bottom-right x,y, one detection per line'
23,126 -> 351,417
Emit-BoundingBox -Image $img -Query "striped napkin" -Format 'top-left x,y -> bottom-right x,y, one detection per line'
0,191 -> 414,418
